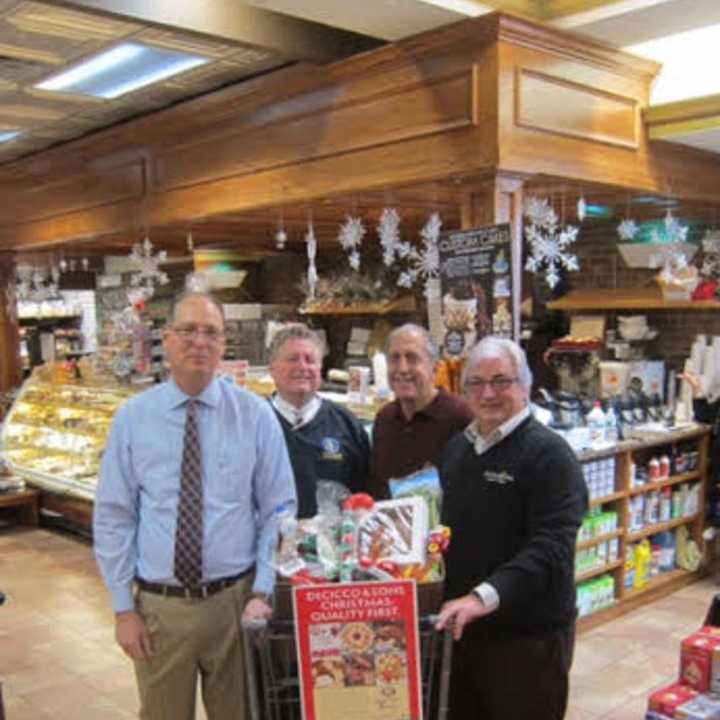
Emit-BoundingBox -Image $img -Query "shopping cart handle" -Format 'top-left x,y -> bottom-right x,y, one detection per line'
242,617 -> 268,631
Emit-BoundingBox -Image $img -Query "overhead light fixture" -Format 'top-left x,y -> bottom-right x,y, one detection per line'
625,22 -> 720,104
416,0 -> 491,16
0,131 -> 20,143
34,42 -> 210,99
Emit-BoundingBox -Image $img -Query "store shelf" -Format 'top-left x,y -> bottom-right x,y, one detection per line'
626,514 -> 699,542
547,288 -> 720,311
589,490 -> 625,508
621,567 -> 693,600
575,559 -> 623,583
300,295 -> 416,316
628,471 -> 701,496
577,528 -> 624,551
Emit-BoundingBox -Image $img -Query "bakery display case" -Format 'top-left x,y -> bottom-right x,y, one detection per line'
0,370 -> 135,501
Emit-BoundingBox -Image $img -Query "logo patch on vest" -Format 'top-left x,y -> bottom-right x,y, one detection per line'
483,470 -> 514,485
321,437 -> 343,461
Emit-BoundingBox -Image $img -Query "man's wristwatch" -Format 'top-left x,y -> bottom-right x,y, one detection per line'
471,588 -> 485,606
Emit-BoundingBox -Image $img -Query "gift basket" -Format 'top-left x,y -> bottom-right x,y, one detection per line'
272,467 -> 450,619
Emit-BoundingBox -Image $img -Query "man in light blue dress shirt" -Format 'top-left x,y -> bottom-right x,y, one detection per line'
93,291 -> 296,720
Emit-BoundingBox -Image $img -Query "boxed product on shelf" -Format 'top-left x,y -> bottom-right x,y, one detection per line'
581,457 -> 616,500
576,574 -> 615,618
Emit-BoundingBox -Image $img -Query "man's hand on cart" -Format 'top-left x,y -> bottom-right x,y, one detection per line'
435,594 -> 493,640
242,593 -> 273,623
116,610 -> 153,661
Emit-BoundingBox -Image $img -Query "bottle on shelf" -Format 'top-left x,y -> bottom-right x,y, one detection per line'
586,401 -> 607,445
604,403 -> 619,444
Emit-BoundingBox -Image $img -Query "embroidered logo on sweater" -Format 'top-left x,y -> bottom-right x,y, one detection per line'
321,437 -> 343,461
483,470 -> 514,485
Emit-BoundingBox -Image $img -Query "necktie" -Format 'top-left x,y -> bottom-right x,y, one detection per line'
174,399 -> 203,587
293,410 -> 304,428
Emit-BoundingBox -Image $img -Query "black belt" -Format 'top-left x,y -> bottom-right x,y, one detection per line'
136,567 -> 253,599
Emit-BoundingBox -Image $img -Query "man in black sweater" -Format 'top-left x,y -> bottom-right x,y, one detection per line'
436,336 -> 587,720
268,324 -> 370,518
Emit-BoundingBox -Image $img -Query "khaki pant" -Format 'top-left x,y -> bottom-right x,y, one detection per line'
134,575 -> 252,720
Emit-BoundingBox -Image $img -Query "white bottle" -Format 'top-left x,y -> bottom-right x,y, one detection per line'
586,401 -> 606,445
604,406 -> 618,444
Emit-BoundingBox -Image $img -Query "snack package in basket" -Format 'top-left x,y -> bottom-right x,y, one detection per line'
388,465 -> 442,528
358,497 -> 429,567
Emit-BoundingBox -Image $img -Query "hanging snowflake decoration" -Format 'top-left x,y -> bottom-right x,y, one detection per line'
4,281 -> 17,325
337,216 -> 366,271
617,219 -> 638,242
523,196 -> 579,289
396,212 -> 442,297
577,196 -> 587,223
377,208 -> 402,266
305,220 -> 318,301
129,237 -> 168,300
700,229 -> 720,279
649,211 -> 691,272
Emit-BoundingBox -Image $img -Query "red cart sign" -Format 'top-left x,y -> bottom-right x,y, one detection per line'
293,580 -> 423,720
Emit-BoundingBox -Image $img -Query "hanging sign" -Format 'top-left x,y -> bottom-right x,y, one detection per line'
294,580 -> 423,720
438,223 -> 513,355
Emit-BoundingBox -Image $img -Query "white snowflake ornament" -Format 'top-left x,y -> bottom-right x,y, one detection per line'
305,221 -> 318,301
404,212 -> 442,296
378,208 -> 402,266
577,196 -> 587,223
617,219 -> 639,241
129,237 -> 169,299
523,196 -> 579,289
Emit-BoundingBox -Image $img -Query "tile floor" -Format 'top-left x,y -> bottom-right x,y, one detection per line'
0,523 -> 716,719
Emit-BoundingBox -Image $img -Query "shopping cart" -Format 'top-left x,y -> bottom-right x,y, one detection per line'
242,614 -> 453,720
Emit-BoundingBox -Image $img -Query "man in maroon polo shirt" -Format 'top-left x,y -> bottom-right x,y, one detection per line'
369,323 -> 473,499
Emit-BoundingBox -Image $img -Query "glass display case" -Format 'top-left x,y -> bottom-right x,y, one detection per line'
0,371 -> 135,500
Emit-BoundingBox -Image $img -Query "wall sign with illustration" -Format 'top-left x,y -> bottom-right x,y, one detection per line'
438,223 -> 513,356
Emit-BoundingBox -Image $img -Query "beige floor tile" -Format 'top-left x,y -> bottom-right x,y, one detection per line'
1,524 -> 719,719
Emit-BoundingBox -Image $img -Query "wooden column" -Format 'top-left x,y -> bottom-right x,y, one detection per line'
0,253 -> 21,403
460,173 -> 526,339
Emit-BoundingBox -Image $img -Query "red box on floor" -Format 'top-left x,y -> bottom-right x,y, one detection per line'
648,683 -> 699,716
681,633 -> 720,692
675,692 -> 720,719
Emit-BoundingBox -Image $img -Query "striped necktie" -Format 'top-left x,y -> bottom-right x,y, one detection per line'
174,399 -> 203,587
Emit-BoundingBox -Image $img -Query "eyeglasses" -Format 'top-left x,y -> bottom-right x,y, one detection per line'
464,376 -> 518,393
171,325 -> 224,343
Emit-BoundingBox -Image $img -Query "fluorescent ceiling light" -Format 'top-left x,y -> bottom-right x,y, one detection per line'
34,42 -> 209,99
0,131 -> 20,143
625,23 -> 720,104
416,0 -> 492,17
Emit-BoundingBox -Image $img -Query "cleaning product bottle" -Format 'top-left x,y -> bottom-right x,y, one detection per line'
605,403 -> 618,443
633,539 -> 651,589
586,401 -> 606,445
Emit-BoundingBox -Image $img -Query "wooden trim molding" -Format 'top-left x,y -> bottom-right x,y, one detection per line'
496,13 -> 660,81
645,93 -> 720,140
515,67 -> 640,149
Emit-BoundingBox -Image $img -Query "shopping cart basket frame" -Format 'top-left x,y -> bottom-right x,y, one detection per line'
242,614 -> 453,720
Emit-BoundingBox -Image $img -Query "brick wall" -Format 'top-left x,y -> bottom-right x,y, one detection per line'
562,223 -> 720,372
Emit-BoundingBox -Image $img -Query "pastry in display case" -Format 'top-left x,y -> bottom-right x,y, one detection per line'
0,365 -> 136,500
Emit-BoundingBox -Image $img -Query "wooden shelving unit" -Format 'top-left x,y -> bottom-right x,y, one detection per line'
576,559 -> 623,583
575,425 -> 710,631
577,528 -> 624,551
627,471 -> 700,496
547,288 -> 720,311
